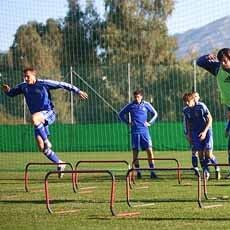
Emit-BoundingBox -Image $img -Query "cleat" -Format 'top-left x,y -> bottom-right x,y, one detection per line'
215,170 -> 221,180
225,173 -> 230,179
150,172 -> 158,179
57,163 -> 66,178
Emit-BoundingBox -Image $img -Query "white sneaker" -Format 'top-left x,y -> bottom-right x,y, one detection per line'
57,162 -> 66,178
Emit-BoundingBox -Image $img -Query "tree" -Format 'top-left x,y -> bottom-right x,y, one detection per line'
7,20 -> 73,123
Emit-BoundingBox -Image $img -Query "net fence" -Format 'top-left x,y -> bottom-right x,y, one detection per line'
0,0 -> 229,153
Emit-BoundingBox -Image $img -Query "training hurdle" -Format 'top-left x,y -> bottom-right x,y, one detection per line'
45,169 -> 140,217
203,163 -> 230,205
45,169 -> 118,215
131,158 -> 182,184
126,167 -> 202,208
74,160 -> 131,190
24,162 -> 74,192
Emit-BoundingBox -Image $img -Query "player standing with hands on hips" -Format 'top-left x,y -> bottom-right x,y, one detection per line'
197,48 -> 230,178
118,89 -> 158,179
2,67 -> 88,177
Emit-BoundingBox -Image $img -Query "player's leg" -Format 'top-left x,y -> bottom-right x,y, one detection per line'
191,151 -> 199,169
34,110 -> 65,177
198,151 -> 210,180
35,135 -> 59,163
132,133 -> 141,178
206,151 -> 221,180
32,112 -> 52,148
133,149 -> 141,178
141,131 -> 157,179
35,135 -> 65,178
146,148 -> 157,179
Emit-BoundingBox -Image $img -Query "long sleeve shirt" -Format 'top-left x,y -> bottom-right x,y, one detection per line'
118,100 -> 158,134
5,79 -> 80,114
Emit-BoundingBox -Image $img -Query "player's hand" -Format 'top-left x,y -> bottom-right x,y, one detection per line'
2,84 -> 10,92
199,131 -> 206,141
207,54 -> 217,61
78,91 -> 88,100
144,121 -> 151,127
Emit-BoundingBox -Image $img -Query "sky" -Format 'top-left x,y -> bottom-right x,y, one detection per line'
0,0 -> 230,51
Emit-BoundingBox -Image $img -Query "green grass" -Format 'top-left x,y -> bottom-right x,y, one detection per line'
1,151 -> 230,230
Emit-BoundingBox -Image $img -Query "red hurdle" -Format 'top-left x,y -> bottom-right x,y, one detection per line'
74,160 -> 131,190
125,167 -> 202,208
24,162 -> 74,192
44,169 -> 117,215
131,158 -> 182,184
203,163 -> 230,204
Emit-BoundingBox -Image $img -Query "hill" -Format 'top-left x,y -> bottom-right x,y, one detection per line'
175,16 -> 230,59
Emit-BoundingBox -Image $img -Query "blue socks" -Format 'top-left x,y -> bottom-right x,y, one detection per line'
34,123 -> 48,141
43,148 -> 60,163
192,155 -> 198,168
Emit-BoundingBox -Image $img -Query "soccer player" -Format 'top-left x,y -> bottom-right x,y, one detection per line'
183,92 -> 220,180
118,89 -> 158,179
192,91 -> 221,178
2,67 -> 88,177
197,48 -> 230,178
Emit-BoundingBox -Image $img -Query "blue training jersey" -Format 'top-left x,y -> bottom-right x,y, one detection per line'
118,100 -> 158,133
5,79 -> 80,114
183,102 -> 211,134
196,54 -> 221,76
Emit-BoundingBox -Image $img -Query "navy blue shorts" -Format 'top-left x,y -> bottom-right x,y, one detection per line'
191,130 -> 213,151
131,131 -> 152,151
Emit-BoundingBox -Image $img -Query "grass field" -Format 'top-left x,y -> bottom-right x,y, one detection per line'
1,151 -> 230,230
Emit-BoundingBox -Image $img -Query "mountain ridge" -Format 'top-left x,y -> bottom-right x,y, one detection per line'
174,15 -> 230,59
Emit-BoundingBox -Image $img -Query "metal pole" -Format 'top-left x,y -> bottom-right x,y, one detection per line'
70,66 -> 74,124
128,63 -> 131,102
193,60 -> 197,92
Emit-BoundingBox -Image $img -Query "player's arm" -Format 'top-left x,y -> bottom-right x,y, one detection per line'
42,79 -> 88,100
196,54 -> 220,76
145,102 -> 158,126
183,115 -> 192,144
118,104 -> 130,125
199,112 -> 212,141
2,83 -> 23,97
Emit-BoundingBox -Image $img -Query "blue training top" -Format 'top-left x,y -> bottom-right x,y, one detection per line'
118,100 -> 158,134
183,101 -> 211,134
5,79 -> 80,114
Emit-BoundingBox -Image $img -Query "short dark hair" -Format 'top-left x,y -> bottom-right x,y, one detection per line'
133,89 -> 144,96
217,48 -> 230,61
23,67 -> 36,74
183,92 -> 193,103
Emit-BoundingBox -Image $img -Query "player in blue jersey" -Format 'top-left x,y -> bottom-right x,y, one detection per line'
2,67 -> 88,177
118,89 -> 158,179
183,92 -> 220,180
197,48 -> 230,178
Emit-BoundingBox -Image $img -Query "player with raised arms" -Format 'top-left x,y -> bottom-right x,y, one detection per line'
197,48 -> 230,178
2,67 -> 88,177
